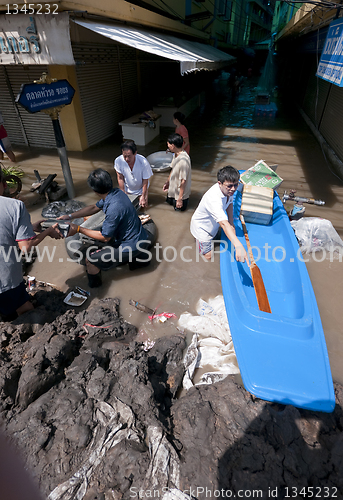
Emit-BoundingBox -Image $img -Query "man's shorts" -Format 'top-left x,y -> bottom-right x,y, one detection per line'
0,281 -> 31,316
196,239 -> 214,255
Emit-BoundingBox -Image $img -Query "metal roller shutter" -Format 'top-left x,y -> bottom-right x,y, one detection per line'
0,65 -> 56,148
73,41 -> 181,148
73,43 -> 139,147
302,72 -> 330,127
319,84 -> 343,163
118,46 -> 140,118
0,66 -> 25,145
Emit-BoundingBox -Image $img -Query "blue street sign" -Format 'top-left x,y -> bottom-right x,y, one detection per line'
317,18 -> 343,87
16,79 -> 75,113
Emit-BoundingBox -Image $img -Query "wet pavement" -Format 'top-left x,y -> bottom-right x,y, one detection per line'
6,75 -> 343,384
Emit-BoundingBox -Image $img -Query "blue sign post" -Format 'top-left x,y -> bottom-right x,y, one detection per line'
16,75 -> 76,198
16,80 -> 75,113
316,18 -> 343,86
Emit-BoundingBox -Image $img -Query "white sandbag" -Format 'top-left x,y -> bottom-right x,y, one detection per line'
180,296 -> 239,389
179,295 -> 232,343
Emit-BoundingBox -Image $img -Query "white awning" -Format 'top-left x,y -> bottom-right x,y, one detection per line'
73,19 -> 235,75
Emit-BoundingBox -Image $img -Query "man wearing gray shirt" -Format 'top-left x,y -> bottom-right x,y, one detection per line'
162,133 -> 191,211
0,167 -> 61,318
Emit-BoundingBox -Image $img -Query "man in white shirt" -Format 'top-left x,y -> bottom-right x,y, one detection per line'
114,140 -> 153,208
190,166 -> 247,262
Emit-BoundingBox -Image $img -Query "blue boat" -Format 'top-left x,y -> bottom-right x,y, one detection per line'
220,188 -> 335,412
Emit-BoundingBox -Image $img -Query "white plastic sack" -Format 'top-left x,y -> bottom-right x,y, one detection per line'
182,332 -> 200,390
49,402 -> 184,500
291,217 -> 343,258
48,399 -> 140,500
179,296 -> 239,389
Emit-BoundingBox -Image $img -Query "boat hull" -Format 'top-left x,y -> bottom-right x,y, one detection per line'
220,190 -> 335,412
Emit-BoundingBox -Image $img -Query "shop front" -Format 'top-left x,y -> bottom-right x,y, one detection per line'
0,12 -> 84,150
0,12 -> 235,152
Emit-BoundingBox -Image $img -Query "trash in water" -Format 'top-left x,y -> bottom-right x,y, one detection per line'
129,300 -> 177,323
148,312 -> 177,322
64,291 -> 88,307
27,276 -> 36,291
26,278 -> 58,292
41,200 -> 86,218
129,299 -> 154,315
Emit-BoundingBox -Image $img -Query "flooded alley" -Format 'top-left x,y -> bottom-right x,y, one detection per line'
12,75 -> 343,385
2,74 -> 343,500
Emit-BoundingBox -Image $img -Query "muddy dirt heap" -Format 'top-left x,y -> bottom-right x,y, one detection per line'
0,295 -> 343,500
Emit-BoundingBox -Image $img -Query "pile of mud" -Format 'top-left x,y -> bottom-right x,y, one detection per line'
0,293 -> 343,499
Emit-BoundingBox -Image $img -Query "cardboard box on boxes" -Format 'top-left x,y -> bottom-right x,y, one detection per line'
240,160 -> 283,189
240,184 -> 274,225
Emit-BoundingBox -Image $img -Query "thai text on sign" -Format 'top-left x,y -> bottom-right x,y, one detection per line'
316,18 -> 343,86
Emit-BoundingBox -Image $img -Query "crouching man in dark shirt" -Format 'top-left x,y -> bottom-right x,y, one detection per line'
58,168 -> 149,288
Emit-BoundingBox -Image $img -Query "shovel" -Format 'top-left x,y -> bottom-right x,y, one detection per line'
240,214 -> 271,313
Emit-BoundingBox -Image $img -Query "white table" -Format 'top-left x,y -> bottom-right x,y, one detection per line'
119,113 -> 161,146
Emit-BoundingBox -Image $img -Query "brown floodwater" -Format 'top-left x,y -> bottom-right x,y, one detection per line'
17,77 -> 343,384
